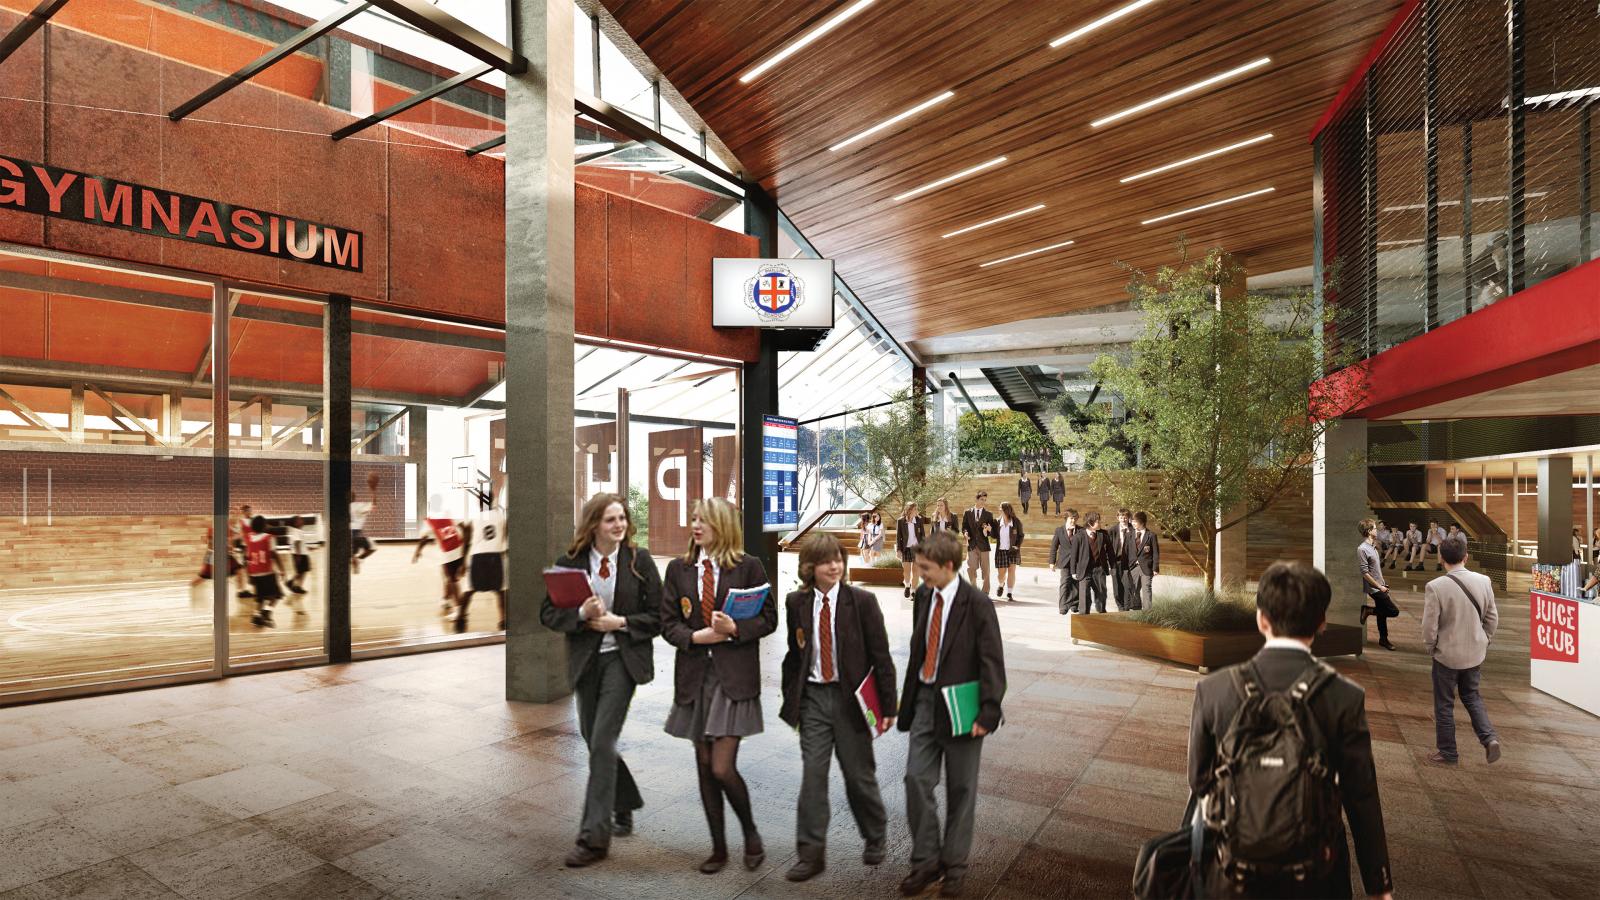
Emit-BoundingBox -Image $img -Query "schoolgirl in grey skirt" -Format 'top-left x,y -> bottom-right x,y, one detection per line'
660,497 -> 777,875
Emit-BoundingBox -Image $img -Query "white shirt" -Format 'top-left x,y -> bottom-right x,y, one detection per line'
998,519 -> 1012,550
590,546 -> 620,653
905,519 -> 919,548
286,527 -> 306,556
695,550 -> 720,600
920,580 -> 960,684
809,584 -> 840,683
1263,637 -> 1313,654
473,507 -> 507,555
350,501 -> 373,529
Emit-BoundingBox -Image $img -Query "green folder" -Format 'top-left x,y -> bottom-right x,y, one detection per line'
940,680 -> 981,737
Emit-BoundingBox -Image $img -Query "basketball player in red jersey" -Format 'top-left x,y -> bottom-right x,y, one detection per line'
243,515 -> 288,627
413,515 -> 468,617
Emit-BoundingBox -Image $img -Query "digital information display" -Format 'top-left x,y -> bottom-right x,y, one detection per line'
762,415 -> 799,532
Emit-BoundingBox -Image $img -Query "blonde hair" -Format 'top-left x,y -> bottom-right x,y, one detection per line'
901,501 -> 918,520
682,496 -> 745,568
933,498 -> 953,523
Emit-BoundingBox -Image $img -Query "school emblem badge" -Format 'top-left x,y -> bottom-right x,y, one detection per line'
743,264 -> 804,322
796,628 -> 806,649
681,597 -> 693,619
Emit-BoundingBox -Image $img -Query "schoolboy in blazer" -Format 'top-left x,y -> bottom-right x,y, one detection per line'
779,533 -> 898,882
540,494 -> 662,867
897,531 -> 1006,898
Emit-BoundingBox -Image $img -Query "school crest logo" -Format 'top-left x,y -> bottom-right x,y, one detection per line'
681,597 -> 693,619
743,264 -> 804,322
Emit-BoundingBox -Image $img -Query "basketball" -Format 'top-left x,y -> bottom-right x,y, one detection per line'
367,471 -> 380,490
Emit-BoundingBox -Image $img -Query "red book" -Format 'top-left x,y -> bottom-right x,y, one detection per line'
543,567 -> 594,609
855,670 -> 891,739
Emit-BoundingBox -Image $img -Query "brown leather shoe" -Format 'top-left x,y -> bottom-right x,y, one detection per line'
900,865 -> 943,897
1426,751 -> 1458,766
1486,739 -> 1502,764
564,844 -> 606,867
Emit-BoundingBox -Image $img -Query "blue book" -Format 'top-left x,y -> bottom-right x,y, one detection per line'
722,584 -> 770,620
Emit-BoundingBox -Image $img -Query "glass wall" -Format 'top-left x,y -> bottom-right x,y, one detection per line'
226,291 -> 327,668
1318,0 -> 1600,362
350,308 -> 508,651
0,249 -> 215,697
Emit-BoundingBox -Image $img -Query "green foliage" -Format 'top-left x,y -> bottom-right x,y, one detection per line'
839,388 -> 972,511
956,410 -> 1053,461
1127,589 -> 1258,633
1049,247 -> 1370,589
871,555 -> 904,569
627,484 -> 651,549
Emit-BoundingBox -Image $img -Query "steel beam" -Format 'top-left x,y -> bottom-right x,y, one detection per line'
466,135 -> 506,156
269,408 -> 323,450
367,0 -> 525,73
169,3 -> 370,121
1422,0 -> 1440,329
0,385 -> 68,441
332,63 -> 493,140
577,96 -> 743,196
86,383 -> 167,446
0,0 -> 67,67
352,406 -> 407,451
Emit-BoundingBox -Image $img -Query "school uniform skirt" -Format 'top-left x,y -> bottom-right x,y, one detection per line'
665,664 -> 763,740
994,547 -> 1021,567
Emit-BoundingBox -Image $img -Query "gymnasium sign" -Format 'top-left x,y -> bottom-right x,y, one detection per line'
0,154 -> 363,272
712,257 -> 835,328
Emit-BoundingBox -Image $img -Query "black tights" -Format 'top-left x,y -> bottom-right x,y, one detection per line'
694,736 -> 759,854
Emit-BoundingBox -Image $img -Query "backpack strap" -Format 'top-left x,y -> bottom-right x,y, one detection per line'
1287,659 -> 1339,779
1228,660 -> 1265,702
1444,571 -> 1488,630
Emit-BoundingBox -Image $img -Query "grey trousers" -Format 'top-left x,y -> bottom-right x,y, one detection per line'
575,651 -> 642,850
796,683 -> 887,861
905,690 -> 984,878
1130,569 -> 1154,610
1056,570 -> 1078,615
965,549 -> 991,594
1432,660 -> 1498,761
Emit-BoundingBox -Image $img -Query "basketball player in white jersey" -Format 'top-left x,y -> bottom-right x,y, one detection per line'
413,515 -> 468,617
243,515 -> 287,627
350,473 -> 380,573
284,515 -> 312,597
233,504 -> 255,598
458,502 -> 508,634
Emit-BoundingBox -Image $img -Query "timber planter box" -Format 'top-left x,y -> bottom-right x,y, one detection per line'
1069,613 -> 1365,672
847,563 -> 905,586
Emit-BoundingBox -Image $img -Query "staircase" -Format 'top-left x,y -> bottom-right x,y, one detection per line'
978,367 -> 1055,433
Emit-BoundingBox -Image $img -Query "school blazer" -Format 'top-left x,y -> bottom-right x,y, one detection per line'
1084,528 -> 1113,571
1049,525 -> 1089,575
659,554 -> 776,704
1112,524 -> 1136,570
1189,648 -> 1392,897
1050,477 -> 1066,501
1131,530 -> 1160,575
778,583 -> 898,732
897,578 -> 1006,741
895,515 -> 928,556
539,545 -> 662,688
1016,477 -> 1032,498
992,518 -> 1024,552
928,514 -> 957,535
960,508 -> 997,552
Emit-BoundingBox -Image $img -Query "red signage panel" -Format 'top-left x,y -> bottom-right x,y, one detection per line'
1531,591 -> 1580,663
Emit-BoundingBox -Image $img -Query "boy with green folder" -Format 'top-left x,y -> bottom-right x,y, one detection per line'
898,530 -> 1007,898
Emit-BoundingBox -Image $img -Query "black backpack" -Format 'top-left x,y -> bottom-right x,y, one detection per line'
1204,659 -> 1344,891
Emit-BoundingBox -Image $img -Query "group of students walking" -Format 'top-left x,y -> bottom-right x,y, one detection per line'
1049,507 -> 1159,614
541,494 -> 1005,897
890,492 -> 1026,601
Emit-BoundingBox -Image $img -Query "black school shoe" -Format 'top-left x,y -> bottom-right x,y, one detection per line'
786,858 -> 825,881
613,810 -> 633,836
564,843 -> 607,867
900,865 -> 944,897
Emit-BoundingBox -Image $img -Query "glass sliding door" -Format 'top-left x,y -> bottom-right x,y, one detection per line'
0,248 -> 216,700
225,289 -> 327,669
349,307 -> 508,653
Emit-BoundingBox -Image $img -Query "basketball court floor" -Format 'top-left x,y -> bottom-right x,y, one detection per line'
0,544 -> 508,699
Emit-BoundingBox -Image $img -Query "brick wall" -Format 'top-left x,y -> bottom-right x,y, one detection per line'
0,450 -> 406,536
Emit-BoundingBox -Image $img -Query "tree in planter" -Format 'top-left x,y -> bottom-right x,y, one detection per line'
838,388 -> 972,514
956,409 -> 1054,463
1050,248 -> 1369,592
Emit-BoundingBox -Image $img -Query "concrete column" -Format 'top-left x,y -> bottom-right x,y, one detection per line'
741,187 -> 780,576
1313,417 -> 1368,627
69,384 -> 84,442
1538,456 -> 1574,565
505,0 -> 575,704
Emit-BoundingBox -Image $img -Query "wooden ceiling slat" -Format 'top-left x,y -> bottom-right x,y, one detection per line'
603,0 -> 1405,341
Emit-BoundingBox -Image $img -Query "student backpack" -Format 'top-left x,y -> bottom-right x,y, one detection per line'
1204,658 -> 1344,893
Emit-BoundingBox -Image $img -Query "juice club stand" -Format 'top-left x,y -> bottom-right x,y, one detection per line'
1530,565 -> 1600,716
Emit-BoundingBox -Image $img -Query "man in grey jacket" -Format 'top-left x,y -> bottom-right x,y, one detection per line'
1421,536 -> 1502,766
